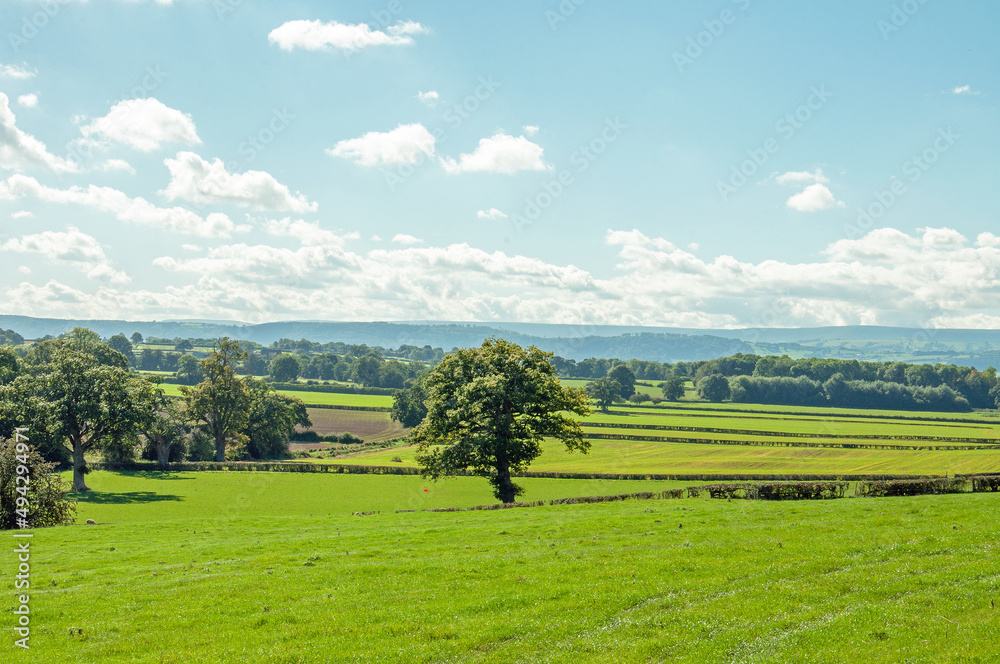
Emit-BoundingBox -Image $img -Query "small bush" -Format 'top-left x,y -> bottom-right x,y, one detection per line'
294,430 -> 321,442
0,437 -> 76,529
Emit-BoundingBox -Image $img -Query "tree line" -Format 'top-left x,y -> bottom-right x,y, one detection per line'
84,332 -> 428,389
0,329 -> 310,492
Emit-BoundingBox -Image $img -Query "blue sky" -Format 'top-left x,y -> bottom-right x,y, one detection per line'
0,0 -> 997,328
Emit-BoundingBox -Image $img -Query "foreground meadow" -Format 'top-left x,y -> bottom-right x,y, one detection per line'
15,471 -> 1000,663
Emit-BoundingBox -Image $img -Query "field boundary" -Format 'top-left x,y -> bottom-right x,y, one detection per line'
608,404 -> 998,424
303,403 -> 392,412
581,432 -> 1000,451
89,461 -> 946,482
580,421 -> 998,443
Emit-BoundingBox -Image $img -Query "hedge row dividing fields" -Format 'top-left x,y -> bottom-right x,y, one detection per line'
91,461 -> 941,482
580,421 -> 998,443
581,431 -> 1000,451
608,402 -> 1000,425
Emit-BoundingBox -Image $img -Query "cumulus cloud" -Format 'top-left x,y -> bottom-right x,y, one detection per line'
161,152 -> 317,213
417,90 -> 438,106
0,174 -> 234,237
775,168 -> 829,185
10,210 -> 33,219
0,93 -> 78,173
392,233 -> 422,245
441,132 -> 549,174
327,123 -> 436,167
0,64 -> 35,80
477,208 -> 507,220
17,94 -> 38,109
785,183 -> 844,212
79,98 -> 200,152
523,125 -> 539,137
951,85 -> 978,95
8,225 -> 1000,329
264,218 -> 355,247
268,19 -> 428,52
100,159 -> 135,174
1,227 -> 129,284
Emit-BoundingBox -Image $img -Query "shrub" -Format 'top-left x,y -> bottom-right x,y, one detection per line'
971,476 -> 1000,492
0,437 -> 76,529
855,477 -> 970,497
294,430 -> 321,442
687,481 -> 847,500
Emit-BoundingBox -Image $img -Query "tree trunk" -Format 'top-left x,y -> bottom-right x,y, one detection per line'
72,440 -> 90,492
495,464 -> 516,503
156,439 -> 170,470
214,429 -> 226,462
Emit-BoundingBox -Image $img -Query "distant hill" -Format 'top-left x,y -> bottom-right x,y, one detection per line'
1,315 -> 998,367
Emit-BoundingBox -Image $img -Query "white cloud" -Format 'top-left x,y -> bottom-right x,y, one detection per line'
523,125 -> 539,137
392,233 -> 422,245
79,98 -> 200,152
0,64 -> 35,80
9,224 -> 1000,330
161,152 -> 317,213
930,313 -> 1000,329
100,159 -> 135,174
268,19 -> 428,52
327,123 -> 436,167
477,208 -> 507,220
417,90 -> 439,106
264,218 -> 354,248
16,94 -> 38,109
441,132 -> 549,174
181,244 -> 202,252
785,183 -> 844,212
1,227 -> 129,285
976,232 -> 1000,248
775,168 -> 829,185
951,85 -> 979,95
0,174 -> 234,237
11,210 -> 33,219
0,93 -> 78,173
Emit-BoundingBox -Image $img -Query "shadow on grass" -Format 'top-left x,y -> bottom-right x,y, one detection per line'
102,470 -> 196,481
70,491 -> 184,505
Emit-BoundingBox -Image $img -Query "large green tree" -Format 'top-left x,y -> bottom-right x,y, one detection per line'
182,338 -> 250,462
390,380 -> 428,428
138,393 -> 188,469
268,354 -> 301,383
28,339 -> 156,491
175,354 -> 204,385
585,377 -> 623,412
697,374 -> 731,402
659,376 -> 687,401
106,334 -> 135,365
607,364 -> 637,398
412,338 -> 592,503
242,378 -> 311,459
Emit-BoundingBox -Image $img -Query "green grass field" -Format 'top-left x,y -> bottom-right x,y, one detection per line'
339,438 -> 1000,475
22,471 -> 1000,663
152,383 -> 393,409
337,401 -> 1000,476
